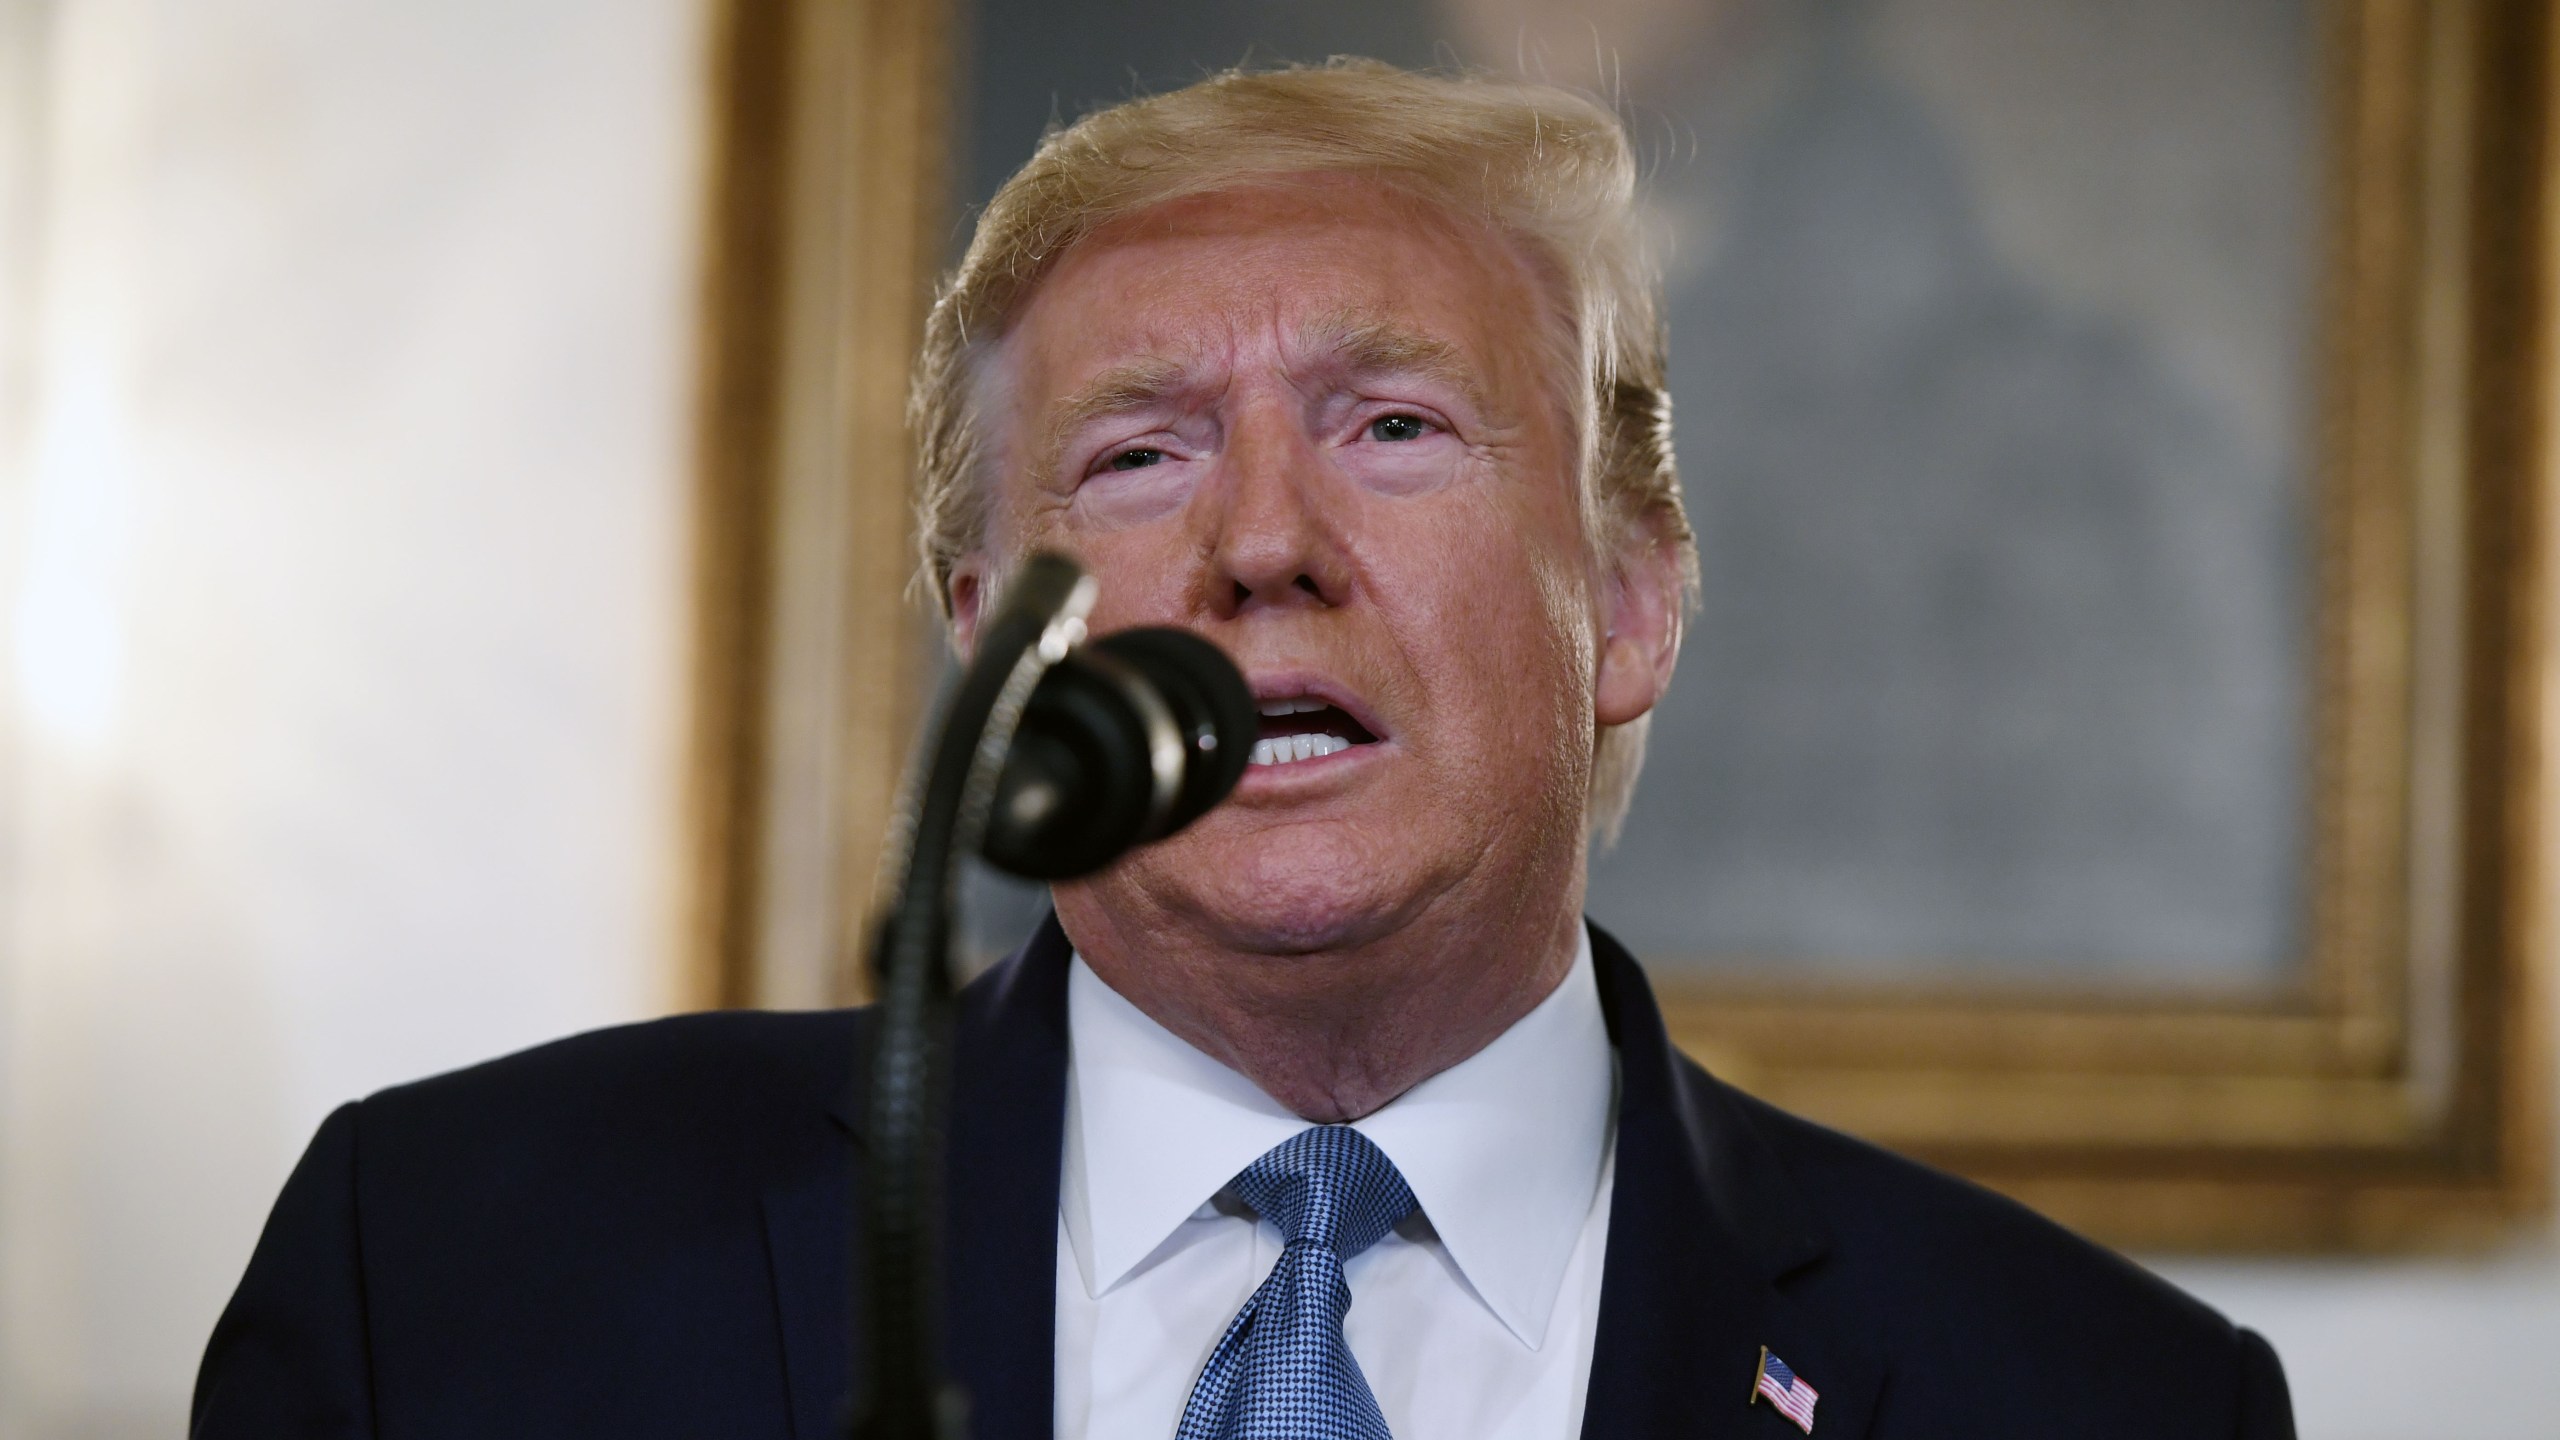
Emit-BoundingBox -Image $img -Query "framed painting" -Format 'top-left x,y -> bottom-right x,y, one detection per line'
1590,0 -> 2556,1252
687,0 -> 2553,1249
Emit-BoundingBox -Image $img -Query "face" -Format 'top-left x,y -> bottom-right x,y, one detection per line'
953,180 -> 1678,958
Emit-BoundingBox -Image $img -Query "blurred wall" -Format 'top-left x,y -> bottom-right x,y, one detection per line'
0,1 -> 704,1434
0,4 -> 2554,1439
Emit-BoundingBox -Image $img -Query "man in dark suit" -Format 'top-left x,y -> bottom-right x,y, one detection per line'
196,61 -> 2296,1439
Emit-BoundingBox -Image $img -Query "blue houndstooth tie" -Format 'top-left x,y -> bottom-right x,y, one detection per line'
1175,1126 -> 1420,1440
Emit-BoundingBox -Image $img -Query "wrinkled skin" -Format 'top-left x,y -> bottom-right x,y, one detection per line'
951,179 -> 1683,1121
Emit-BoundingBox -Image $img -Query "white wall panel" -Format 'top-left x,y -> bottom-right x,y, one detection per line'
0,2 -> 704,1433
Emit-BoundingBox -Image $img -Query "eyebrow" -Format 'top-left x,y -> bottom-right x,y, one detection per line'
1030,313 -> 1486,477
1035,357 -> 1191,480
1300,311 -> 1483,410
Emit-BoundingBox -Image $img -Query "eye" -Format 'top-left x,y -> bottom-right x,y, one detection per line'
1367,414 -> 1430,443
1104,447 -> 1166,472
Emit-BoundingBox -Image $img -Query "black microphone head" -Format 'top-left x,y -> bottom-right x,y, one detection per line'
978,627 -> 1253,881
1089,626 -> 1256,834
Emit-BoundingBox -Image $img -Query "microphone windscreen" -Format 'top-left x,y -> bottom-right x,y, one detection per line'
1089,627 -> 1255,834
978,627 -> 1252,880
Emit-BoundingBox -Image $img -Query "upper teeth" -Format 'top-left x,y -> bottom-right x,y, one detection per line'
1257,697 -> 1329,716
1252,733 -> 1351,767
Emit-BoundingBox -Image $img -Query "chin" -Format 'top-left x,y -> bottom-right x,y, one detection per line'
1127,817 -> 1429,955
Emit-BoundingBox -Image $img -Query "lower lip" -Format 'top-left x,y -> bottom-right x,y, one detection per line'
1231,738 -> 1386,796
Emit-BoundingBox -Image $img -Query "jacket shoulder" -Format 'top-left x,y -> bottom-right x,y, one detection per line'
1705,1068 -> 2278,1433
373,1006 -> 866,1112
370,1007 -> 864,1140
1736,1076 -> 2210,1305
211,1009 -> 875,1436
352,1007 -> 871,1228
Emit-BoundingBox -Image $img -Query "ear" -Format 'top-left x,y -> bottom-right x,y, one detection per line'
1593,532 -> 1684,728
948,557 -> 989,660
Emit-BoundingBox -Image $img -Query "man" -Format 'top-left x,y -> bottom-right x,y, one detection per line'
196,62 -> 2297,1439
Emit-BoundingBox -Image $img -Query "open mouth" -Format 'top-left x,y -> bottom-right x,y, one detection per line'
1251,695 -> 1381,768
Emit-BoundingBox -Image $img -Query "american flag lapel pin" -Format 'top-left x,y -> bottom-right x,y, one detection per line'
1749,1345 -> 1819,1434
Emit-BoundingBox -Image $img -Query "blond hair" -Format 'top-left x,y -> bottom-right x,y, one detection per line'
910,59 -> 1697,840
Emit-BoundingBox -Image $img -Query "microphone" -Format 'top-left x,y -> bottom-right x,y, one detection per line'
980,626 -> 1256,879
853,554 -> 1250,1440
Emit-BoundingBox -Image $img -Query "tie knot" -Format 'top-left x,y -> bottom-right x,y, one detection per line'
1227,1126 -> 1417,1260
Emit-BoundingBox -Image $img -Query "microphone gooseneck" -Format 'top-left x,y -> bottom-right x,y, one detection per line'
851,553 -> 1251,1440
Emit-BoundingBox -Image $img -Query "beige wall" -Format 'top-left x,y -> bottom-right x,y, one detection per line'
0,3 -> 2553,1438
0,1 -> 704,1433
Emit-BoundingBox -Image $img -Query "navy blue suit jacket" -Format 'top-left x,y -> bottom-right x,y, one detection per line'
194,917 -> 2295,1438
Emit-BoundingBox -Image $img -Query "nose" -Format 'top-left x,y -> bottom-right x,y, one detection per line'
1199,398 -> 1353,618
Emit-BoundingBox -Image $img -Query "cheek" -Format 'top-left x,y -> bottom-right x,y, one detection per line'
1334,434 -> 1469,498
1002,474 -> 1166,582
1376,499 -> 1598,749
1022,524 -> 1201,632
1071,458 -> 1204,529
1489,568 -> 1598,750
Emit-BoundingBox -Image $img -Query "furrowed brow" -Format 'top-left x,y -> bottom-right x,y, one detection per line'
1305,314 -> 1484,410
1037,358 -> 1189,477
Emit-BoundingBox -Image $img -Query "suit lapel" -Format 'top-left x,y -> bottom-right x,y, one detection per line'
759,920 -> 1072,1440
1582,924 -> 1885,1440
942,917 -> 1074,1436
762,1129 -> 856,1440
765,916 -> 1880,1440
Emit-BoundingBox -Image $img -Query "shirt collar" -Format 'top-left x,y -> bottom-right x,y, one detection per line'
1061,927 -> 1616,1350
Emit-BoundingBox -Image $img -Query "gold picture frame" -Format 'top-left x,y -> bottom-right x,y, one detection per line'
683,0 -> 946,1013
687,0 -> 2553,1251
1652,0 -> 2554,1252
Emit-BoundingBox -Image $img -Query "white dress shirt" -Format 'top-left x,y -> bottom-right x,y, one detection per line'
1054,931 -> 1617,1440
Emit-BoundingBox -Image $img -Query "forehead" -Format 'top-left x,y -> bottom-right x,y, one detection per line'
995,179 -> 1559,405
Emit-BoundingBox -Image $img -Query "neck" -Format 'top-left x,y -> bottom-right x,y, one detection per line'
1056,870 -> 1588,1123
